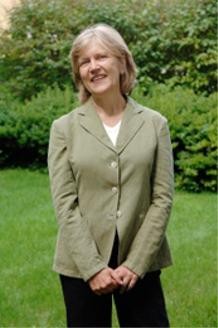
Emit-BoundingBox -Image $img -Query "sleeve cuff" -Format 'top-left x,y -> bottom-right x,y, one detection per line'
82,262 -> 108,282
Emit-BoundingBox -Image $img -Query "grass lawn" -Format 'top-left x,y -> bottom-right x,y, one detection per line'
0,169 -> 217,327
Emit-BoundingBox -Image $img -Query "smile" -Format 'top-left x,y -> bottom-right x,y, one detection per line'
91,74 -> 106,82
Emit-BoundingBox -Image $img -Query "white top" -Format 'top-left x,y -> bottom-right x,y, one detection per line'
103,120 -> 121,146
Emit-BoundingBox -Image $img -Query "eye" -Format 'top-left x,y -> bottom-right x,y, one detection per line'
98,54 -> 108,60
79,59 -> 89,67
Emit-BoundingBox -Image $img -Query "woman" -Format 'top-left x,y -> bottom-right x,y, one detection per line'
48,23 -> 174,327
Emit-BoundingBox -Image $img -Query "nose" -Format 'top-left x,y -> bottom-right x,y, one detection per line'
89,58 -> 100,72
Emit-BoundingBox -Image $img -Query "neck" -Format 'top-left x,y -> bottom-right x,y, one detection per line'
92,91 -> 126,117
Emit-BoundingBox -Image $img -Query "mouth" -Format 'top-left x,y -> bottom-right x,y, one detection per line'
91,74 -> 106,82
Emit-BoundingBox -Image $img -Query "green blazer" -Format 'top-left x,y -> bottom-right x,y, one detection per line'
48,97 -> 174,281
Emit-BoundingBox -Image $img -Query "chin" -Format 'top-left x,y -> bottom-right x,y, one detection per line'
91,84 -> 118,96
89,86 -> 111,96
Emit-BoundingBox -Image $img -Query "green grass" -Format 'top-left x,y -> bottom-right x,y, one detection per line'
0,169 -> 217,327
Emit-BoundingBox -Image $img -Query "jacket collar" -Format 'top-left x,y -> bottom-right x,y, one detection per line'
77,96 -> 144,154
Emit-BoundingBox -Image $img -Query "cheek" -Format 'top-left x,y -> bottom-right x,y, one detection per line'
111,68 -> 121,83
111,63 -> 122,79
79,68 -> 87,82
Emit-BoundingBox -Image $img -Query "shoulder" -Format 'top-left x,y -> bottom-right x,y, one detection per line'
129,97 -> 168,132
129,97 -> 167,122
51,104 -> 84,132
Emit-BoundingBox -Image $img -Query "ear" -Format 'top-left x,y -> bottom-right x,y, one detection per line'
119,57 -> 126,75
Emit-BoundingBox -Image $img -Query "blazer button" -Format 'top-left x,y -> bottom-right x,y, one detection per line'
112,186 -> 118,193
116,210 -> 122,218
110,161 -> 118,168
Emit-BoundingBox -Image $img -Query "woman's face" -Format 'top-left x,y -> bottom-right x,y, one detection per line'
78,40 -> 123,98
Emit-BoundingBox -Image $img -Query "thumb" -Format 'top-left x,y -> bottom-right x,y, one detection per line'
110,269 -> 124,285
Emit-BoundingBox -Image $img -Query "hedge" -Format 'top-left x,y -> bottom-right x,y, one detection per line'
132,84 -> 217,192
0,0 -> 216,100
0,85 -> 77,167
0,84 -> 216,191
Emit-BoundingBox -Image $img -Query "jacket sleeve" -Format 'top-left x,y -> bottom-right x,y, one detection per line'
122,118 -> 174,277
48,119 -> 107,281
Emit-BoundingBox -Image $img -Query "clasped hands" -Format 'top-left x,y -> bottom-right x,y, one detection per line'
88,266 -> 139,295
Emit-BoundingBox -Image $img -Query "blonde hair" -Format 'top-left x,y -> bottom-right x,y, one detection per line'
70,24 -> 137,103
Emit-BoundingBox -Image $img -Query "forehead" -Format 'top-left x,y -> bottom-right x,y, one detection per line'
78,38 -> 113,58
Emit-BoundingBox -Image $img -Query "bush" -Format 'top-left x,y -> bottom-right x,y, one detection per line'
0,0 -> 216,100
0,83 -> 216,192
0,85 -> 21,165
0,0 -> 89,100
0,85 -> 78,167
131,0 -> 217,95
132,84 -> 217,192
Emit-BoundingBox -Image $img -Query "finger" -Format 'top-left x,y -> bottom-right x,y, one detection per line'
98,278 -> 119,294
91,285 -> 102,295
120,272 -> 138,292
110,270 -> 124,285
127,276 -> 138,291
119,276 -> 131,294
99,285 -> 116,295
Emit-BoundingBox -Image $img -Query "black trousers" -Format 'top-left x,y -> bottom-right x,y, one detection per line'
59,234 -> 170,328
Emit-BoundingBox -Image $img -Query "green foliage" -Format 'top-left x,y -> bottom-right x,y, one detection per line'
0,0 -> 216,100
0,0 -> 88,100
131,0 -> 217,95
0,83 -> 216,191
0,85 -> 77,167
0,0 -> 216,189
132,85 -> 217,192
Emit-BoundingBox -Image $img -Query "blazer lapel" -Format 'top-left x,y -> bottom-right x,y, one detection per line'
116,98 -> 144,154
78,98 -> 117,152
77,97 -> 144,154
